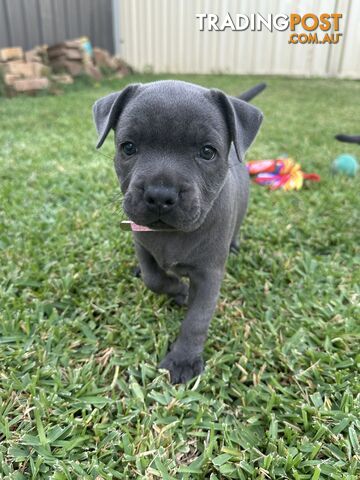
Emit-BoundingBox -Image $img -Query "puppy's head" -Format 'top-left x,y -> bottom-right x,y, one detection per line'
93,81 -> 262,232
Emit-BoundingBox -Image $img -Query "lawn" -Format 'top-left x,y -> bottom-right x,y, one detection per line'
0,74 -> 359,479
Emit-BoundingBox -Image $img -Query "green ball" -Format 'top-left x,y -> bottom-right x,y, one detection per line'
332,154 -> 359,177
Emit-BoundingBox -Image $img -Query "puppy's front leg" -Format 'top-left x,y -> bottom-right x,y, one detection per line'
159,266 -> 224,384
135,242 -> 189,305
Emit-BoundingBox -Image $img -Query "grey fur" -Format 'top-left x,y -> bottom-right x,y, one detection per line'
93,80 -> 263,383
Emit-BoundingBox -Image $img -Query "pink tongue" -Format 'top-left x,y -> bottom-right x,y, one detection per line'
130,222 -> 154,232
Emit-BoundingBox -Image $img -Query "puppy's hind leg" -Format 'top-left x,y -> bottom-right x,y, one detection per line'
230,162 -> 250,254
230,238 -> 240,254
230,221 -> 242,254
134,242 -> 188,306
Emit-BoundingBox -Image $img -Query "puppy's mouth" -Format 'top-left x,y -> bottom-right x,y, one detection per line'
148,220 -> 175,230
123,189 -> 202,232
125,209 -> 201,233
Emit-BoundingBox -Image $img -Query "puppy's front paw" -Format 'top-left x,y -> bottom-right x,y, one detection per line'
159,351 -> 204,384
170,283 -> 189,307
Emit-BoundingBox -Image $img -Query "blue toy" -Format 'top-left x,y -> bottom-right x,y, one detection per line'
332,154 -> 359,177
334,134 -> 359,177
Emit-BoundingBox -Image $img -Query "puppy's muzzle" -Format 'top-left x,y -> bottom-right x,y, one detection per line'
144,185 -> 179,215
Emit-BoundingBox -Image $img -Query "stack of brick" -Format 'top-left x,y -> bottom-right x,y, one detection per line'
47,38 -> 102,80
25,45 -> 48,64
0,41 -> 132,97
0,46 -> 50,94
92,47 -> 132,77
93,47 -> 118,70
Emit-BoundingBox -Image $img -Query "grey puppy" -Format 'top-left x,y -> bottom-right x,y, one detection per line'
93,80 -> 263,383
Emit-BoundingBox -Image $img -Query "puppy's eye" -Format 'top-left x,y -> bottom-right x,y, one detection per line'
121,142 -> 137,156
199,145 -> 216,161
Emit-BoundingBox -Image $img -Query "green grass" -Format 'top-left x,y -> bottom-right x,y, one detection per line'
0,74 -> 359,479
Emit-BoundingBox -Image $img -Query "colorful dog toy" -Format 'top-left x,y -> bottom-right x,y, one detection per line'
246,157 -> 320,191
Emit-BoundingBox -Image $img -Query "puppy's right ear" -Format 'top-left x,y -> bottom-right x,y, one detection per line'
210,89 -> 263,162
92,84 -> 140,148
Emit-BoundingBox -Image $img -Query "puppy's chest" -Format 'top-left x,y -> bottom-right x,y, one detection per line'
135,232 -> 194,273
151,244 -> 181,272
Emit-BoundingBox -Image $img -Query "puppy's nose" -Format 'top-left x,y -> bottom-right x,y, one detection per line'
144,185 -> 178,213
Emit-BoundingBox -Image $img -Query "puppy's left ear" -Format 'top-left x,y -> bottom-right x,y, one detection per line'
210,90 -> 263,161
92,83 -> 140,148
